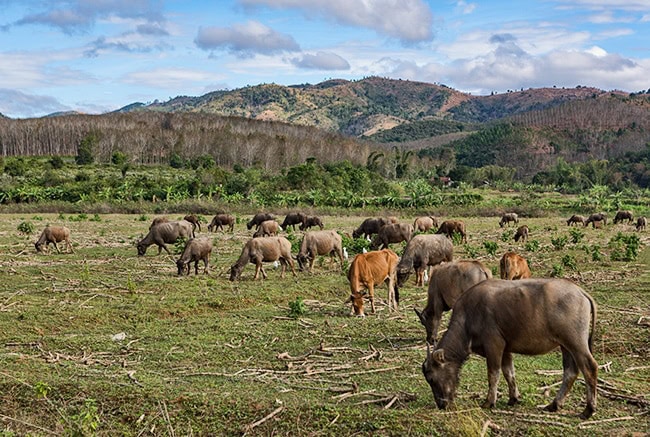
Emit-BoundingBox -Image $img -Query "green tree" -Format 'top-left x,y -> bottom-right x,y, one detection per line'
76,133 -> 99,165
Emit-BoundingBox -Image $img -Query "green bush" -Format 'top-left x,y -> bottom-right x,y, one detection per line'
288,297 -> 307,318
17,221 -> 34,234
569,228 -> 585,244
76,133 -> 98,165
551,235 -> 568,250
524,240 -> 540,252
561,254 -> 578,270
483,241 -> 498,257
550,264 -> 564,277
609,233 -> 640,261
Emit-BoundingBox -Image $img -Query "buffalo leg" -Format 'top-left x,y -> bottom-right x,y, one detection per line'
501,352 -> 520,405
544,346 -> 579,413
53,242 -> 61,253
482,340 -> 505,408
368,284 -> 375,313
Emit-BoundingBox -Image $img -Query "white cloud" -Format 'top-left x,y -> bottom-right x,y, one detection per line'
238,0 -> 434,43
291,51 -> 350,70
0,89 -> 69,118
194,21 -> 300,57
122,68 -> 224,89
456,0 -> 477,14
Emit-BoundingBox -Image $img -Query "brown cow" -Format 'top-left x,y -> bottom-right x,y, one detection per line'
567,215 -> 586,226
436,220 -> 467,243
422,278 -> 598,419
414,260 -> 492,344
513,225 -> 529,243
613,210 -> 634,224
499,252 -> 531,280
637,216 -> 647,231
347,249 -> 399,316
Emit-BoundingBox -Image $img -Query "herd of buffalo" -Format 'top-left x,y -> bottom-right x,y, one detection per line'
31,209 -> 646,419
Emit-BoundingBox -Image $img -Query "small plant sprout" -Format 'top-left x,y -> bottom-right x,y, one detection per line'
288,297 -> 307,318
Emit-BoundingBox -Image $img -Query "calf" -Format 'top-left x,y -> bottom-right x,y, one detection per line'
208,214 -> 235,232
253,220 -> 280,238
422,278 -> 598,419
247,213 -> 275,230
499,252 -> 531,280
567,215 -> 586,226
299,216 -> 324,231
413,216 -> 439,233
347,249 -> 399,316
637,216 -> 647,231
513,225 -> 529,242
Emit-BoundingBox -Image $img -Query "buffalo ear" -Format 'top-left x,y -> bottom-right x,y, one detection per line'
432,348 -> 446,364
414,308 -> 426,326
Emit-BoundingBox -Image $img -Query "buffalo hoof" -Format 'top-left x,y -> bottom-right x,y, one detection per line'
507,397 -> 521,406
579,405 -> 595,420
543,401 -> 559,412
481,400 -> 496,409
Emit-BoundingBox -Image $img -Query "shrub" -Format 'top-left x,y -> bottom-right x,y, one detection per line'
609,233 -> 640,261
501,229 -> 514,242
483,241 -> 498,257
339,232 -> 371,255
452,232 -> 465,245
551,235 -> 568,250
550,264 -> 564,277
111,151 -> 128,166
524,240 -> 540,252
464,244 -> 480,259
569,228 -> 585,244
76,133 -> 97,165
17,221 -> 34,235
561,254 -> 578,270
288,297 -> 307,318
174,237 -> 187,255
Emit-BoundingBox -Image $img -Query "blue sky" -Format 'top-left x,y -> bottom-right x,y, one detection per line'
1,0 -> 649,118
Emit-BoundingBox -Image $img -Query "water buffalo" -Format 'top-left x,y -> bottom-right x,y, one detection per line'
414,260 -> 491,344
436,220 -> 467,243
137,220 -> 193,256
35,225 -> 74,254
613,210 -> 634,224
208,214 -> 235,232
371,223 -> 413,250
413,216 -> 439,233
499,213 -> 519,228
299,216 -> 324,231
567,215 -> 586,226
352,217 -> 389,240
637,216 -> 647,231
513,225 -> 528,242
281,212 -> 307,231
422,278 -> 598,419
296,230 -> 343,272
584,213 -> 607,228
229,236 -> 296,281
176,237 -> 212,276
247,213 -> 275,230
396,234 -> 453,287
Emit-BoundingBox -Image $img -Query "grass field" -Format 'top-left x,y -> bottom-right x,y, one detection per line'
1,212 -> 648,436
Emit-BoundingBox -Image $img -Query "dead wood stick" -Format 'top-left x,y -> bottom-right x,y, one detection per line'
383,395 -> 399,410
242,406 -> 284,434
344,365 -> 401,376
578,416 -> 635,428
160,400 -> 175,437
480,420 -> 502,437
0,413 -> 58,435
127,371 -> 144,387
596,386 -> 650,407
625,365 -> 650,372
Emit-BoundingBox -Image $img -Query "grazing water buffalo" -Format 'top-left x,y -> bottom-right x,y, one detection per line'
137,220 -> 193,256
176,237 -> 212,276
513,225 -> 529,242
499,252 -> 531,280
229,236 -> 296,281
422,278 -> 598,419
584,213 -> 607,228
296,230 -> 343,272
613,210 -> 634,224
396,234 -> 453,287
281,212 -> 307,231
208,214 -> 235,232
414,260 -> 491,344
347,249 -> 399,316
436,220 -> 467,243
35,225 -> 74,254
300,215 -> 324,231
247,213 -> 276,230
413,216 -> 439,233
499,213 -> 519,228
371,223 -> 413,250
637,216 -> 647,231
183,214 -> 201,236
352,217 -> 389,240
252,220 -> 280,238
567,214 -> 586,226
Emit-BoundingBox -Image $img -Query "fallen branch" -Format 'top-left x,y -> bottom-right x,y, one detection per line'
578,416 -> 635,429
0,413 -> 58,435
242,405 -> 284,434
480,420 -> 502,437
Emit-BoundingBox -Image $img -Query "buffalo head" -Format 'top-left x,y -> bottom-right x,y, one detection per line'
422,344 -> 459,410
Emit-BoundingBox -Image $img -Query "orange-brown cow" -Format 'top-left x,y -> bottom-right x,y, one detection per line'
347,249 -> 399,317
499,252 -> 531,280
